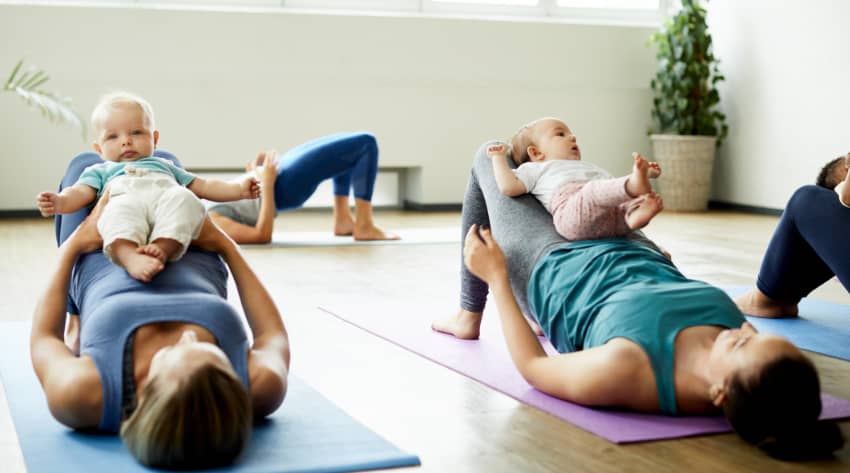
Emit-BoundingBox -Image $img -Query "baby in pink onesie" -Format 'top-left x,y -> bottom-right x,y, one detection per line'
490,117 -> 663,241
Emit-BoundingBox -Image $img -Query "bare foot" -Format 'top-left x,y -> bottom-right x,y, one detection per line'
138,243 -> 167,263
353,223 -> 400,241
334,218 -> 355,236
432,309 -> 483,340
626,153 -> 654,197
647,161 -> 662,179
121,252 -> 165,282
626,192 -> 663,230
734,288 -> 799,318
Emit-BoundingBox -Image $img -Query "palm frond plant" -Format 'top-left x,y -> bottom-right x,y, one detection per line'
4,59 -> 85,138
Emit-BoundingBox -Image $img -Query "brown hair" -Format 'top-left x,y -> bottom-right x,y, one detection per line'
816,156 -> 847,189
120,363 -> 252,469
723,355 -> 844,460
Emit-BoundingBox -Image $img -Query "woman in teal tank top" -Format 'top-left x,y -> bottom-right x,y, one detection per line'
434,139 -> 843,460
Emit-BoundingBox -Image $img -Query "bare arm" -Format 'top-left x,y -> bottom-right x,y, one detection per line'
188,175 -> 259,202
463,225 -> 649,409
36,184 -> 97,217
192,218 -> 290,418
208,151 -> 279,244
30,200 -> 107,429
488,144 -> 527,197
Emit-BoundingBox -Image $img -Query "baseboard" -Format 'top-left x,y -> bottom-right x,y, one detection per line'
707,200 -> 783,216
402,201 -> 463,212
0,210 -> 42,219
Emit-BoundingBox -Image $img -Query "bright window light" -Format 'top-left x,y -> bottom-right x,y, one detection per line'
557,0 -> 658,8
431,0 -> 539,5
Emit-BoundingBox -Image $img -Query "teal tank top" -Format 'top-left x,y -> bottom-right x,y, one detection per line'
527,238 -> 744,415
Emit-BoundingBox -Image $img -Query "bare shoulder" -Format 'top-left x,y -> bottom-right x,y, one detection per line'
601,338 -> 659,410
247,346 -> 289,419
43,355 -> 103,429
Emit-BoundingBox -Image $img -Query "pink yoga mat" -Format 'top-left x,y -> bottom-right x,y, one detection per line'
318,301 -> 850,444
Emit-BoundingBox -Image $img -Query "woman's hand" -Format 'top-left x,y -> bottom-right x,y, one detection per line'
257,150 -> 279,187
61,193 -> 108,254
192,216 -> 235,254
463,224 -> 508,285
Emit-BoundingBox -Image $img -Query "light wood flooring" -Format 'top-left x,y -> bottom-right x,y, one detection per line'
1,209 -> 849,472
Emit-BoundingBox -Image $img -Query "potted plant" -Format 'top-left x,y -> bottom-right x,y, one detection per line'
649,0 -> 727,211
4,59 -> 84,137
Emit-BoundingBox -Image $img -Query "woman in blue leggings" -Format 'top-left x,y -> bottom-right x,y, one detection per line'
736,184 -> 850,317
207,132 -> 398,243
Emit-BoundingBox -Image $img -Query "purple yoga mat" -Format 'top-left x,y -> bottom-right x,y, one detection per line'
318,301 -> 850,444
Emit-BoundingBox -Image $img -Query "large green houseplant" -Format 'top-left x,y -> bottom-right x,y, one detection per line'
4,59 -> 84,137
649,0 -> 727,211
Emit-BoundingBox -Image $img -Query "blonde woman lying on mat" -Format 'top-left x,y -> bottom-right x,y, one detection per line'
32,194 -> 290,469
432,139 -> 844,460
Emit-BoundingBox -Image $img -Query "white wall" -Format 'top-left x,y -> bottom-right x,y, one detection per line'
709,0 -> 850,209
0,4 -> 656,211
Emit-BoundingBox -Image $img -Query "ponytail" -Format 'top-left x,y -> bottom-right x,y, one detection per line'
723,356 -> 845,460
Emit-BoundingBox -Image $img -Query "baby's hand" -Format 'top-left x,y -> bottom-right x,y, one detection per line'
36,191 -> 63,217
487,144 -> 508,160
241,176 -> 261,199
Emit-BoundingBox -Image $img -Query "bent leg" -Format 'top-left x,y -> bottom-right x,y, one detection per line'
756,185 -> 850,304
274,132 -> 378,210
56,152 -> 103,245
552,178 -> 633,240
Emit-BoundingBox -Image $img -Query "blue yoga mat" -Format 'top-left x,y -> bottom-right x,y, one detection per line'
0,321 -> 420,473
724,286 -> 850,361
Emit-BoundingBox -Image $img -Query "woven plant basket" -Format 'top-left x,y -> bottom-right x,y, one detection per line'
649,134 -> 717,211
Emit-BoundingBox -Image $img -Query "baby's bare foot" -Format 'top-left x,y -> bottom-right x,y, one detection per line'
626,192 -> 663,231
122,252 -> 164,282
353,223 -> 400,241
432,309 -> 483,340
734,289 -> 799,318
138,243 -> 167,263
626,153 -> 653,197
648,161 -> 662,179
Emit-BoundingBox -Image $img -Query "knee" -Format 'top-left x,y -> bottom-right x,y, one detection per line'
347,132 -> 378,157
787,185 -> 830,212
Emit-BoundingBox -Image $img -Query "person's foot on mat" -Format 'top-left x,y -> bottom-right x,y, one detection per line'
352,223 -> 400,241
734,288 -> 799,318
432,309 -> 483,339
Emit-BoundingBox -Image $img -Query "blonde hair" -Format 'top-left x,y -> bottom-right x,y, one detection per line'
90,91 -> 155,135
120,363 -> 252,469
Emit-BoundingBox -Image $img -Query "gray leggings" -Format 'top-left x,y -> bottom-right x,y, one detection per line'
459,141 -> 658,317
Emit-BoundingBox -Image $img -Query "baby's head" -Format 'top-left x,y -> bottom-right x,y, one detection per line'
816,155 -> 849,189
509,117 -> 580,165
91,92 -> 158,162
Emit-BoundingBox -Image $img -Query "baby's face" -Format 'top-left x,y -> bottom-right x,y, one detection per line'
93,103 -> 156,162
531,119 -> 581,162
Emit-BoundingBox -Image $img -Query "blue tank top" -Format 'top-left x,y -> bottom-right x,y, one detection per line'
527,238 -> 745,415
71,250 -> 251,432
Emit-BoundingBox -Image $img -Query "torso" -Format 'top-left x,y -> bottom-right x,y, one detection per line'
528,238 -> 744,415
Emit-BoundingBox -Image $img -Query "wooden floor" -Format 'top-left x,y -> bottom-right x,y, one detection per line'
1,209 -> 849,472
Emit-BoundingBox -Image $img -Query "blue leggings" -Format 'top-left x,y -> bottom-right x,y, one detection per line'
757,185 -> 850,303
273,132 -> 379,210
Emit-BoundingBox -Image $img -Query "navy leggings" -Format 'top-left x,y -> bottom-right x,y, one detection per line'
757,185 -> 850,303
273,132 -> 379,210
